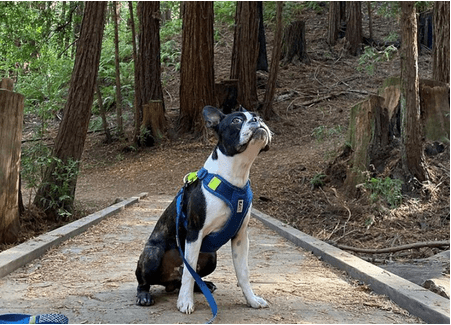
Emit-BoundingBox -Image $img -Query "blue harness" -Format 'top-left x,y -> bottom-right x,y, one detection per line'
175,167 -> 253,323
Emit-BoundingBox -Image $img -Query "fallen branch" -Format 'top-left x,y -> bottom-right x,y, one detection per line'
336,240 -> 450,254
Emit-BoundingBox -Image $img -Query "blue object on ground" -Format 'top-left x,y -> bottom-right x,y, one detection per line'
0,314 -> 68,324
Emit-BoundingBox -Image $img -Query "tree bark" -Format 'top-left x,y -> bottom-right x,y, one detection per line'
34,2 -> 106,219
230,1 -> 259,110
113,1 -> 123,136
95,81 -> 112,143
328,1 -> 341,45
0,86 -> 24,244
256,1 -> 268,72
400,2 -> 428,182
128,1 -> 140,145
432,1 -> 450,83
345,1 -> 362,56
179,1 -> 215,136
281,20 -> 310,65
261,1 -> 283,120
136,1 -> 164,146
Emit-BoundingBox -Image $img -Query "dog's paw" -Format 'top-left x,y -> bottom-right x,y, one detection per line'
136,292 -> 155,306
177,296 -> 195,314
194,281 -> 217,293
247,295 -> 269,309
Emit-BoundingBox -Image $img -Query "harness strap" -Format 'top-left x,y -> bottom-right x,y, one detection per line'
176,187 -> 217,324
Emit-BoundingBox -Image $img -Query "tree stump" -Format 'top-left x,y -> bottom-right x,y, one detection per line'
281,20 -> 310,65
333,76 -> 449,196
0,80 -> 24,244
420,79 -> 450,142
141,100 -> 165,146
215,79 -> 239,114
344,95 -> 396,194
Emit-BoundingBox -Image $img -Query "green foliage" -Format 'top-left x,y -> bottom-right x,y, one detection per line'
160,18 -> 183,42
21,143 -> 52,196
312,125 -> 344,142
310,173 -> 326,189
357,45 -> 397,76
214,1 -> 236,26
21,142 -> 79,218
44,157 -> 79,218
365,177 -> 403,208
161,40 -> 181,70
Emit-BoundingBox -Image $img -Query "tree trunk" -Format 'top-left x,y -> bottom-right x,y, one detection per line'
433,1 -> 450,83
179,1 -> 215,136
0,83 -> 24,244
34,2 -> 106,219
400,2 -> 428,182
281,20 -> 310,65
128,1 -> 140,145
142,100 -> 165,144
215,79 -> 238,114
256,1 -> 268,72
328,1 -> 341,45
113,1 -> 123,136
261,1 -> 283,120
230,1 -> 259,110
345,1 -> 362,56
367,1 -> 373,40
420,79 -> 450,142
136,1 -> 164,146
95,81 -> 112,144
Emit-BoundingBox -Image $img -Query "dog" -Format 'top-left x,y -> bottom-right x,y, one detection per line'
135,105 -> 271,314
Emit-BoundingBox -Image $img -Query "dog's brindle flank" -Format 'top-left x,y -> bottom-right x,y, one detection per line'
135,105 -> 271,314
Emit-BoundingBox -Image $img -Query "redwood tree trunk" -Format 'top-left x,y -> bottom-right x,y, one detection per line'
179,1 -> 215,136
230,1 -> 259,110
34,2 -> 107,219
432,1 -> 450,83
345,1 -> 362,56
113,1 -> 123,136
328,1 -> 341,45
0,84 -> 24,244
400,2 -> 428,182
261,1 -> 283,120
136,1 -> 164,146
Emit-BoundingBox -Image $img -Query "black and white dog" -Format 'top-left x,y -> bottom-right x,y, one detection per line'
135,105 -> 271,314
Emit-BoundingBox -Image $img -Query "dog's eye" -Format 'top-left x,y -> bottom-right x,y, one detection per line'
232,117 -> 242,124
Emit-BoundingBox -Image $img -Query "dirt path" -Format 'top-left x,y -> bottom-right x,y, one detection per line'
1,196 -> 421,324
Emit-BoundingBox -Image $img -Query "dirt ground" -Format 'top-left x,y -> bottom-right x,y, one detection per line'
6,2 -> 449,279
0,196 -> 421,324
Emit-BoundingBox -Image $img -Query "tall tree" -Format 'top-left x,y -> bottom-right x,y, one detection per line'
261,1 -> 283,120
432,1 -> 450,83
128,1 -> 140,144
230,1 -> 259,110
113,1 -> 123,136
179,1 -> 215,136
135,1 -> 164,146
34,2 -> 107,219
328,1 -> 341,45
400,2 -> 428,182
345,1 -> 362,56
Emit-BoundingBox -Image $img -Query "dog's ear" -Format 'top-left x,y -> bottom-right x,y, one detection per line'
238,105 -> 247,113
203,106 -> 225,129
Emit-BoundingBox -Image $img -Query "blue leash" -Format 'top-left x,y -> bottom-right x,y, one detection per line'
175,186 -> 218,324
0,314 -> 68,324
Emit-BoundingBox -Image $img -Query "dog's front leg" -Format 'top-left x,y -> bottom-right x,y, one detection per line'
177,234 -> 203,314
231,214 -> 268,309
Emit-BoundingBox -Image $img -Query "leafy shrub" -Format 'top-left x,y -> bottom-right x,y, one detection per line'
365,177 -> 403,208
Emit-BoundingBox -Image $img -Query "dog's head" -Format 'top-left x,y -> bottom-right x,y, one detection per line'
203,105 -> 272,158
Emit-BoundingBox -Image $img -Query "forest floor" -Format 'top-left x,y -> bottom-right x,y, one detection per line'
7,5 -> 450,273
